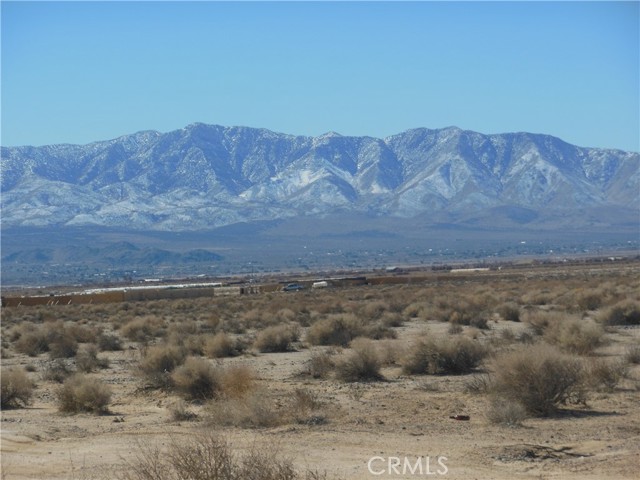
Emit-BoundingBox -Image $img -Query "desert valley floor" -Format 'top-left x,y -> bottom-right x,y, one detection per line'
1,260 -> 639,479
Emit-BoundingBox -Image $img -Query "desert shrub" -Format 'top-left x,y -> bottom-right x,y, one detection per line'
76,344 -> 109,373
490,344 -> 585,417
403,301 -> 430,320
171,357 -> 221,400
334,338 -> 383,382
97,332 -> 123,351
448,323 -> 463,335
48,332 -> 79,359
254,324 -> 300,353
122,432 -> 332,480
168,399 -> 198,422
576,291 -> 604,311
380,312 -> 404,328
139,344 -> 186,388
486,397 -> 527,427
361,300 -> 389,320
497,303 -> 521,322
205,333 -> 240,358
586,359 -> 628,392
40,358 -> 73,383
305,350 -> 336,379
464,373 -> 491,394
57,374 -> 111,414
289,388 -> 326,425
207,390 -> 282,428
306,314 -> 363,347
15,329 -> 50,356
543,317 -> 604,355
625,344 -> 640,364
361,321 -> 397,340
1,368 -> 34,408
598,300 -> 640,326
434,298 -> 485,326
219,365 -> 256,399
121,315 -> 166,342
65,323 -> 99,344
402,336 -> 487,375
523,310 -> 564,336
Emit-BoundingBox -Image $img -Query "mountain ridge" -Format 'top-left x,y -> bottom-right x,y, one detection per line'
1,123 -> 638,231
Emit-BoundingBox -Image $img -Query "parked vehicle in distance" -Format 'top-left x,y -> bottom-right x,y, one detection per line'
283,283 -> 304,292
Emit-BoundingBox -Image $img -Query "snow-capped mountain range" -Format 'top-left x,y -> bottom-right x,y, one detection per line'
1,123 -> 638,230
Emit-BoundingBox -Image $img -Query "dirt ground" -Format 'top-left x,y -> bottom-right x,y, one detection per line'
2,265 -> 640,479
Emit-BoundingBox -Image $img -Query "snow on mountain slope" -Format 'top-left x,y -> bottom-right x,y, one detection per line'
1,123 -> 638,230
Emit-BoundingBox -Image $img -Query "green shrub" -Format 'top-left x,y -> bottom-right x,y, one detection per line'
1,368 -> 34,408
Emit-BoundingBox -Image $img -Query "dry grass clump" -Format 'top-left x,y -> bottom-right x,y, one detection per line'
486,397 -> 527,427
543,316 -> 605,355
168,399 -> 198,422
523,310 -> 564,336
12,321 -> 82,358
305,350 -> 336,379
585,358 -> 628,392
122,432 -> 336,480
496,302 -> 521,322
334,338 -> 383,382
97,332 -> 123,351
171,357 -> 221,400
433,297 -> 490,329
1,367 -> 34,408
121,315 -> 166,342
48,330 -> 79,359
625,344 -> 640,364
218,364 -> 256,399
306,314 -> 363,347
489,344 -> 585,417
76,344 -> 109,373
204,332 -> 241,358
254,324 -> 300,353
598,300 -> 640,326
401,336 -> 487,375
40,358 -> 73,383
139,344 -> 187,388
14,328 -> 50,356
206,390 -> 282,429
56,374 -> 111,414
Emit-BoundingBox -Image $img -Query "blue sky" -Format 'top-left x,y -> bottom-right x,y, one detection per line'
2,1 -> 638,151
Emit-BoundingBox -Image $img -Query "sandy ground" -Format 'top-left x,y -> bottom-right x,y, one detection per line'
2,303 -> 640,479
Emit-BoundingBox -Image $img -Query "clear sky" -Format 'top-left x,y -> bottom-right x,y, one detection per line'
2,1 -> 638,151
